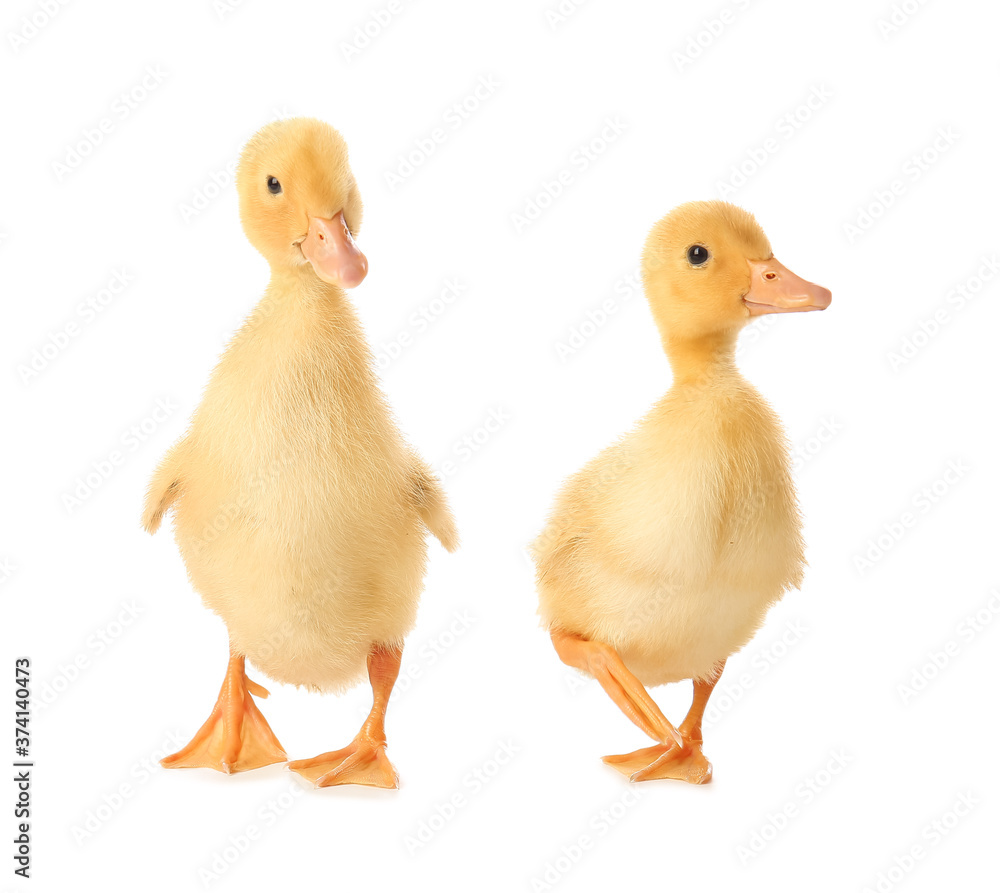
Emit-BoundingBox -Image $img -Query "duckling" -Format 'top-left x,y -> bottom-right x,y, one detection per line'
142,117 -> 457,788
533,200 -> 830,783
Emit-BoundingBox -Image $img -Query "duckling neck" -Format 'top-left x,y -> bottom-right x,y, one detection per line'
265,265 -> 343,308
665,330 -> 740,388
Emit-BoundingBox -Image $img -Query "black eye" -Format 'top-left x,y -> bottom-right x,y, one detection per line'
267,176 -> 282,194
687,245 -> 710,266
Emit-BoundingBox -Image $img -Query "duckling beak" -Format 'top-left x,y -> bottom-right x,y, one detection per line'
743,258 -> 831,316
299,211 -> 368,288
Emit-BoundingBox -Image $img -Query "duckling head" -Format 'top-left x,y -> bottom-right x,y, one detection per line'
641,200 -> 830,354
236,117 -> 368,288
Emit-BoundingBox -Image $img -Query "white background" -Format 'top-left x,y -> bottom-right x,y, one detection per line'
2,0 -> 999,890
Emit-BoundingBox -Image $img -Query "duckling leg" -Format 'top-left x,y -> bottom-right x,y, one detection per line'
676,660 -> 725,745
161,649 -> 287,774
603,661 -> 725,784
288,644 -> 402,789
550,629 -> 685,749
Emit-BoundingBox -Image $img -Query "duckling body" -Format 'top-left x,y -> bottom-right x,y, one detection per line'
144,118 -> 456,787
165,273 -> 431,692
534,200 -> 829,783
537,369 -> 803,688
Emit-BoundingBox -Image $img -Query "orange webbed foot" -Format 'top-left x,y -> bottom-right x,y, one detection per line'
288,735 -> 399,789
161,655 -> 286,774
602,740 -> 712,784
288,643 -> 403,790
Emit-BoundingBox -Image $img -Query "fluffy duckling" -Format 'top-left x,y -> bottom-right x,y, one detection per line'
533,201 -> 830,783
142,117 -> 457,788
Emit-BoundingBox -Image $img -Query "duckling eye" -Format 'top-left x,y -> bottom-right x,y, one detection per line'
266,176 -> 282,195
687,245 -> 710,266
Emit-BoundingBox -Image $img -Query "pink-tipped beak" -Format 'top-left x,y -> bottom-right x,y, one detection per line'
744,258 -> 831,316
299,211 -> 368,289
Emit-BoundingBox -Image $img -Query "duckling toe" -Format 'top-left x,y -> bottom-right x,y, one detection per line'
161,655 -> 287,774
289,737 -> 399,789
161,692 -> 287,774
603,741 -> 712,785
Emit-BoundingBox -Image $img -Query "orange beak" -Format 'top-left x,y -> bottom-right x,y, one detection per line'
299,211 -> 368,289
743,258 -> 831,316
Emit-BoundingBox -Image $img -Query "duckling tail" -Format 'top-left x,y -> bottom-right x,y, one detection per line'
412,463 -> 459,553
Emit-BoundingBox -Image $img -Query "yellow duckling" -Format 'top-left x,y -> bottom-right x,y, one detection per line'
142,117 -> 457,788
533,200 -> 830,783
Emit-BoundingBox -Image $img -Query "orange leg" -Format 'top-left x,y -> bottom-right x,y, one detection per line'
288,644 -> 402,789
603,661 -> 725,784
161,648 -> 286,774
678,661 -> 725,744
551,629 -> 684,750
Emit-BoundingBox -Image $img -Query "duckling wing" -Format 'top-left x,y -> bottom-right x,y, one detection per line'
411,459 -> 458,553
141,438 -> 188,534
